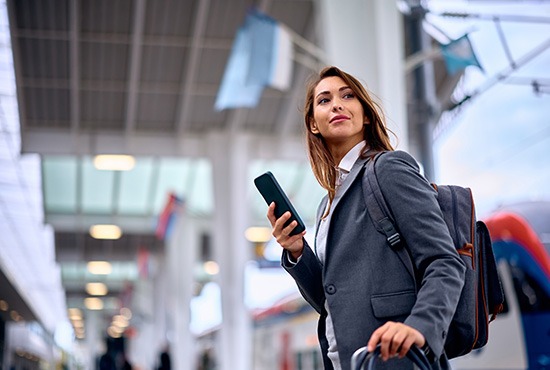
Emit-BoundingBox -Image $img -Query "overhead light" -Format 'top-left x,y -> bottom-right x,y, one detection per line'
244,227 -> 272,243
10,310 -> 21,321
74,326 -> 85,334
87,261 -> 112,275
120,307 -> 132,320
86,282 -> 108,296
107,326 -> 122,338
112,315 -> 129,328
68,308 -> 82,320
93,155 -> 135,171
84,297 -> 104,310
89,224 -> 122,240
203,261 -> 219,275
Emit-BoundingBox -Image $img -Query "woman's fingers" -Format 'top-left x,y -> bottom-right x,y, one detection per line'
266,202 -> 277,225
367,322 -> 426,361
266,202 -> 305,255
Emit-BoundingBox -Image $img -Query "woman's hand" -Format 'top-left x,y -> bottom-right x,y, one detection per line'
366,321 -> 426,361
266,202 -> 305,259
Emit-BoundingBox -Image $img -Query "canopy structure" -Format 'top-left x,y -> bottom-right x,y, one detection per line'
3,0 -> 460,369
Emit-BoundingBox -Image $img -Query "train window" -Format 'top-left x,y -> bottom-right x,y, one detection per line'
509,264 -> 550,313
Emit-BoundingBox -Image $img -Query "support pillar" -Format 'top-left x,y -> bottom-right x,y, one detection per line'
166,207 -> 197,370
404,3 -> 438,180
85,309 -> 101,369
128,277 -> 157,369
317,0 -> 408,150
208,131 -> 252,370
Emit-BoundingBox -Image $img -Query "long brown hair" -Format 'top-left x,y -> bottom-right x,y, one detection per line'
304,66 -> 394,206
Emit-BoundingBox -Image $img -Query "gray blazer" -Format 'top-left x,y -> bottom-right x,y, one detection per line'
282,150 -> 466,370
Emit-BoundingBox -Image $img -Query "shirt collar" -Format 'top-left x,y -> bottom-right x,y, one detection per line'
338,141 -> 366,173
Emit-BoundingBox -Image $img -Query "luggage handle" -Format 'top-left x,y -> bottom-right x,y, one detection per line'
351,344 -> 431,370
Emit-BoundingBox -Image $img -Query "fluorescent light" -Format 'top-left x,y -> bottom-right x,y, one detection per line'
84,297 -> 104,310
87,261 -> 112,275
85,282 -> 108,296
244,227 -> 272,243
93,155 -> 135,171
89,224 -> 122,240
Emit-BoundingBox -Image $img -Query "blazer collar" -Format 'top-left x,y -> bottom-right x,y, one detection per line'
330,155 -> 370,213
315,149 -> 379,223
315,154 -> 368,222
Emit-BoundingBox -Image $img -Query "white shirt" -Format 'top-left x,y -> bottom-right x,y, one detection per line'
316,140 -> 366,263
315,140 -> 366,370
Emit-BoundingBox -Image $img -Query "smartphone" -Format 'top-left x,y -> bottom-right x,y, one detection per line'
254,171 -> 306,236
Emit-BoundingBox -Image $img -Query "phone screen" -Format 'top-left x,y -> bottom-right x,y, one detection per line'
254,171 -> 306,235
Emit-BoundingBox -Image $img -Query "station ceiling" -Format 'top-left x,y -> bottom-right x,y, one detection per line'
6,0 -> 324,318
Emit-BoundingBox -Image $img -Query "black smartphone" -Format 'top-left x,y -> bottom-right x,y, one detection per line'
254,171 -> 306,236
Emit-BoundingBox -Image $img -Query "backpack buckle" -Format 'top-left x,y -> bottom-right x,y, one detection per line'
387,233 -> 401,247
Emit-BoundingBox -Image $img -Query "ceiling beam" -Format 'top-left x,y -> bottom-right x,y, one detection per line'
46,213 -> 158,234
124,0 -> 147,134
6,0 -> 27,132
21,128 -> 306,160
69,0 -> 81,136
11,29 -> 233,50
16,80 -> 288,98
175,0 -> 210,135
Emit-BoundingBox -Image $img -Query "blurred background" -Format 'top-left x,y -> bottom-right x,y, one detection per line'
0,0 -> 549,369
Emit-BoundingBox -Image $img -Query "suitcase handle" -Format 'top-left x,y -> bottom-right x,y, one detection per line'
351,344 -> 431,370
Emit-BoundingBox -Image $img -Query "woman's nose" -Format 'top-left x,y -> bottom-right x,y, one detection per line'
332,101 -> 343,111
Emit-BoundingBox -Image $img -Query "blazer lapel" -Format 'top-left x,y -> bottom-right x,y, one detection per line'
330,156 -> 370,213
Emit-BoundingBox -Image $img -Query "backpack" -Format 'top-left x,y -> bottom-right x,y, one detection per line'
362,152 -> 505,359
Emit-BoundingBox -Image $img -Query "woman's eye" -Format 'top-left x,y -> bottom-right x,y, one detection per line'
343,92 -> 355,99
318,97 -> 329,104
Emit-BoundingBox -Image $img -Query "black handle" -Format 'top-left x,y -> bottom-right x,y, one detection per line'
351,344 -> 431,370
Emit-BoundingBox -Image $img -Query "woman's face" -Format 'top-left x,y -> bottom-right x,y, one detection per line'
310,76 -> 367,149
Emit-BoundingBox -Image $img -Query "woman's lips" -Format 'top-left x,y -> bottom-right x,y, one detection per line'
330,114 -> 349,123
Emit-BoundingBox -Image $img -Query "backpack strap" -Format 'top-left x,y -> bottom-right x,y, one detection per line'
363,152 -> 417,286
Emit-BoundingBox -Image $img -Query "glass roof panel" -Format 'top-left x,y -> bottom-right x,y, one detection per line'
61,262 -> 138,282
186,159 -> 213,216
42,156 -> 78,213
81,157 -> 114,214
248,160 -> 324,226
118,157 -> 154,215
153,157 -> 190,213
41,155 -> 323,230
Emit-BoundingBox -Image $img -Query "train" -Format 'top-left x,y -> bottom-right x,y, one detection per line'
252,201 -> 550,370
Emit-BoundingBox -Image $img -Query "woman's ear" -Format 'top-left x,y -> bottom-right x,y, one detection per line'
310,121 -> 320,134
362,110 -> 370,125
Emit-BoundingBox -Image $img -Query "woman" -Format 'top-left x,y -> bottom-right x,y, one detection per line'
266,66 -> 466,370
